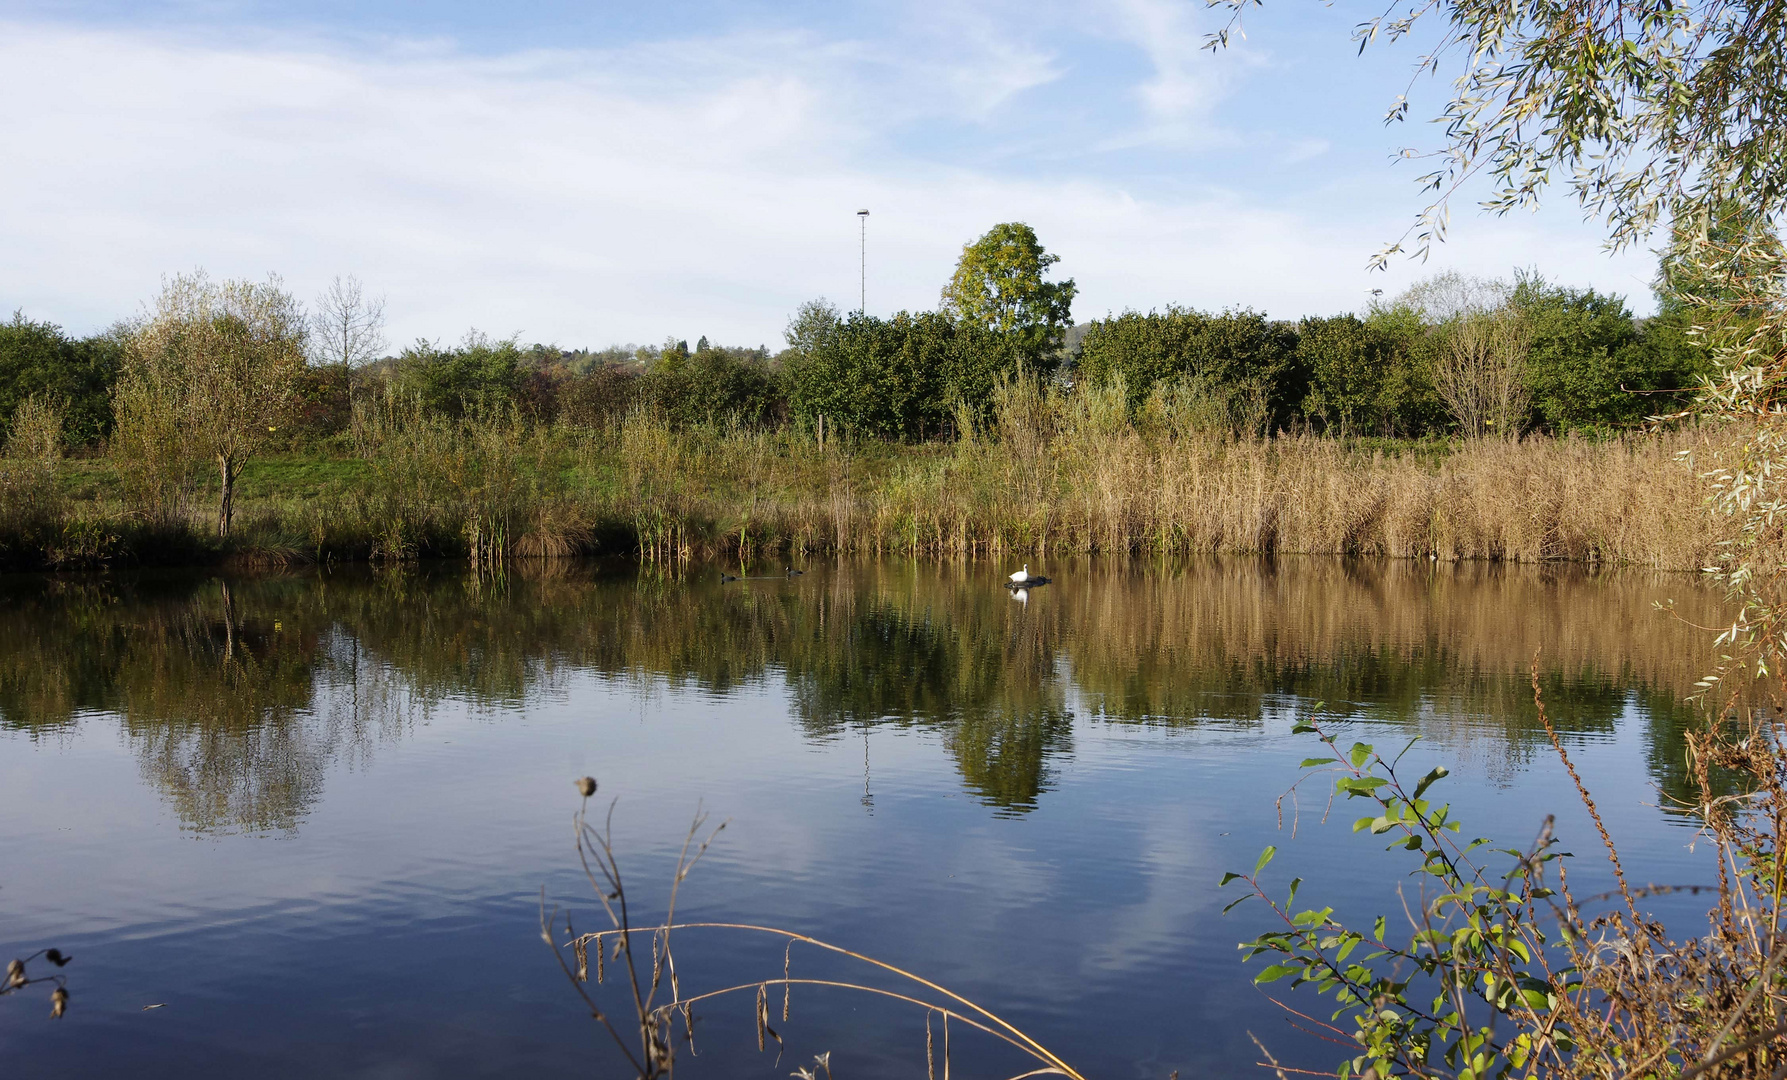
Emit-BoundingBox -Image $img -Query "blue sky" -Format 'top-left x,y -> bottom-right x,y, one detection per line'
1,1 -> 1664,348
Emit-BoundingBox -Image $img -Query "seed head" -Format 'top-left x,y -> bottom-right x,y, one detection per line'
574,777 -> 597,798
5,959 -> 23,989
50,987 -> 67,1018
44,949 -> 70,967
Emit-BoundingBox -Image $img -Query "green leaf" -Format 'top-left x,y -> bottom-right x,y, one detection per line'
1411,765 -> 1451,801
1254,845 -> 1277,876
1348,742 -> 1373,768
1373,915 -> 1386,943
1219,872 -> 1243,887
1299,757 -> 1338,768
1222,895 -> 1252,914
1253,963 -> 1298,985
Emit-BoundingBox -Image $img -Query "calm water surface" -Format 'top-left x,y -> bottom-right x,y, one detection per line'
0,558 -> 1733,1077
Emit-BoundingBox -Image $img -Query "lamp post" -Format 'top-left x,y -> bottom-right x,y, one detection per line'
856,209 -> 870,313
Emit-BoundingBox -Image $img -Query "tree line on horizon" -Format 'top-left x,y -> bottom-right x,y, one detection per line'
0,221 -> 1721,471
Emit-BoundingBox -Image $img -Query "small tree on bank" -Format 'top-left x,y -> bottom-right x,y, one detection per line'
116,272 -> 307,537
1434,308 -> 1531,438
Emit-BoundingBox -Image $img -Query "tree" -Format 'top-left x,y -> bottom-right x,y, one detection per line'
940,223 -> 1077,364
1361,305 -> 1449,436
1075,307 -> 1305,429
783,298 -> 841,361
309,275 -> 387,369
116,272 -> 307,536
0,313 -> 123,448
641,340 -> 781,429
394,331 -> 523,419
1208,1 -> 1787,262
1513,274 -> 1665,432
1297,315 -> 1386,437
1390,270 -> 1510,324
1433,308 -> 1531,439
783,311 -> 1022,441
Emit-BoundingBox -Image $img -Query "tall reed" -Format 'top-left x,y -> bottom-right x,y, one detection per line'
0,382 -> 1733,569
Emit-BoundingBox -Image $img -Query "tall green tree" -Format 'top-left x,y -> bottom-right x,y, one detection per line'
940,223 -> 1077,365
1296,316 -> 1384,436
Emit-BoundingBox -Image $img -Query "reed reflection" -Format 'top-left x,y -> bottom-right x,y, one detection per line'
0,558 -> 1730,830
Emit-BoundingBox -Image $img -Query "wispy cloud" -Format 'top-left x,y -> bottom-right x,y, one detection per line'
0,10 -> 1659,347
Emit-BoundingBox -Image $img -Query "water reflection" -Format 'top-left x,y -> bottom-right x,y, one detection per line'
0,558 -> 1729,831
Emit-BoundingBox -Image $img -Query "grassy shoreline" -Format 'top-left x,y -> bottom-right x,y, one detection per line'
0,403 -> 1731,572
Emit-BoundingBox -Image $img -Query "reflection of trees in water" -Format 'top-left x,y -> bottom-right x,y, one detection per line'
0,557 -> 1737,825
784,593 -> 1075,814
0,575 -> 410,833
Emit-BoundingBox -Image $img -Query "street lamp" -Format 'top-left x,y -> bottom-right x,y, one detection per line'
856,209 -> 870,313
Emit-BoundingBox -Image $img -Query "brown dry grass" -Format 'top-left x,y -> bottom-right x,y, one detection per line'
0,386 -> 1735,570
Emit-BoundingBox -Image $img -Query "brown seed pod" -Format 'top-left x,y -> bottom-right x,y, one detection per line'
50,987 -> 67,1018
5,959 -> 23,990
574,777 -> 597,798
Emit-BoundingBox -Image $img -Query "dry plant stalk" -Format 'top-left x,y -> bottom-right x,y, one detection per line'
2,947 -> 72,1018
541,778 -> 1083,1080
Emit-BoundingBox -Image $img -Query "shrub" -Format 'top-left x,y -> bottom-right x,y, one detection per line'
0,312 -> 122,449
1228,687 -> 1787,1080
559,365 -> 641,429
1075,307 -> 1305,430
1513,277 -> 1686,433
640,340 -> 781,429
784,311 -> 1023,441
394,332 -> 523,418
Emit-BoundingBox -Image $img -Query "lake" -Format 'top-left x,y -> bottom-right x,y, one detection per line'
0,558 -> 1732,1077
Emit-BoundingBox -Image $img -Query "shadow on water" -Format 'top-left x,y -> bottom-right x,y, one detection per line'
0,556 -> 1736,831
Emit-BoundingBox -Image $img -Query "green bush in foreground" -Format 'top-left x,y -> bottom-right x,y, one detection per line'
1226,693 -> 1785,1079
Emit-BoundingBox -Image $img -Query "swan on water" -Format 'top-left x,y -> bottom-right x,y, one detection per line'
1008,563 -> 1031,583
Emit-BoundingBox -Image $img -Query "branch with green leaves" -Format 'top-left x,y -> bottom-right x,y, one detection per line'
1222,711 -> 1577,1080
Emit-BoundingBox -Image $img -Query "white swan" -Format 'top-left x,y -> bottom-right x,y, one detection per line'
1008,563 -> 1031,583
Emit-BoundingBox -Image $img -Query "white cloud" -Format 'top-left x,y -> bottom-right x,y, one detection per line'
0,16 -> 1658,350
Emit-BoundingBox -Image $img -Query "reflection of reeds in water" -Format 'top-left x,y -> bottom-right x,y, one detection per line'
0,559 -> 1732,828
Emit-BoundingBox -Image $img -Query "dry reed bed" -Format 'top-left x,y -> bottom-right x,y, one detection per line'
0,402 -> 1737,570
640,422 -> 1729,570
